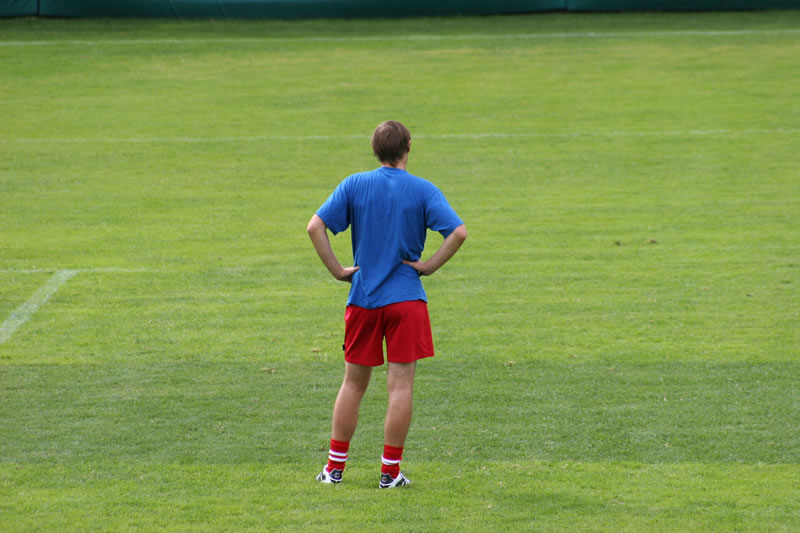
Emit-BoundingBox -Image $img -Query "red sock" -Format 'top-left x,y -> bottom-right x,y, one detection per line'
326,439 -> 349,473
381,444 -> 403,479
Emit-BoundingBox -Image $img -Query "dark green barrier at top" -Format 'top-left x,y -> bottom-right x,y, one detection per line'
568,0 -> 800,9
0,0 -> 38,16
21,0 -> 800,18
39,0 -> 565,18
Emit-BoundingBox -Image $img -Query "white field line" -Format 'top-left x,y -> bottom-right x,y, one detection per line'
0,268 -> 153,273
0,268 -> 150,344
2,128 -> 799,145
0,269 -> 78,344
0,28 -> 798,47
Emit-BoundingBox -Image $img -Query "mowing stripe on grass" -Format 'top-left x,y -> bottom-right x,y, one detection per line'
0,28 -> 798,47
2,128 -> 798,145
0,269 -> 78,345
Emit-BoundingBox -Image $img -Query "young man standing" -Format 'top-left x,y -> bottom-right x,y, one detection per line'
307,120 -> 467,488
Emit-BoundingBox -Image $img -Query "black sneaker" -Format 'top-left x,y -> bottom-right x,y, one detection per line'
316,467 -> 342,484
379,472 -> 411,489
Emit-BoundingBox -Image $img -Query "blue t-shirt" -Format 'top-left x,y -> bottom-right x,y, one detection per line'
316,166 -> 463,309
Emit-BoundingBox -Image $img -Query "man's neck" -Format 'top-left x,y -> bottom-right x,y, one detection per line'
381,155 -> 408,170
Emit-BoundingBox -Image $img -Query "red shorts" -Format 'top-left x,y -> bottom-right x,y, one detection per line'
344,300 -> 434,367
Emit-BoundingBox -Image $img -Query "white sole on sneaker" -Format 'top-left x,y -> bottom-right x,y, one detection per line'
317,467 -> 342,484
379,472 -> 411,488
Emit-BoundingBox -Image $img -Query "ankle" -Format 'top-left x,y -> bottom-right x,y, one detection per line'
381,444 -> 403,478
327,439 -> 350,472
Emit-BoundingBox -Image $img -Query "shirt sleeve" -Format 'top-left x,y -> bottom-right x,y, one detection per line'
316,179 -> 350,235
425,188 -> 463,238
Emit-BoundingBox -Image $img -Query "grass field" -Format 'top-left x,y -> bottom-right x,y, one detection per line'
1,10 -> 799,531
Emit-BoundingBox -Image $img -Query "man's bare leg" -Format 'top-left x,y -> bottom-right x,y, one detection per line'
384,361 -> 416,446
331,362 -> 373,442
380,361 -> 416,487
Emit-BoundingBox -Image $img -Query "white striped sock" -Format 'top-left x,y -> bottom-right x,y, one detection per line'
329,450 -> 348,463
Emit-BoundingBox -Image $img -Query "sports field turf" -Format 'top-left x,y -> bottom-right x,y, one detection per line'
1,10 -> 799,531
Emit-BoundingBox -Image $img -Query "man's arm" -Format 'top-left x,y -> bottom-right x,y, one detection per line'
307,214 -> 359,282
402,224 -> 467,276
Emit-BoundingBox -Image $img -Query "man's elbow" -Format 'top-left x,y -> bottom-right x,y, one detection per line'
307,214 -> 325,235
454,224 -> 467,242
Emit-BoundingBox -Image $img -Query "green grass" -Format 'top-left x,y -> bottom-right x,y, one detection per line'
2,10 -> 799,531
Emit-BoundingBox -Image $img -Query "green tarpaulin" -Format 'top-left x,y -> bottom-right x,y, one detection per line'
568,0 -> 799,10
37,0 -> 563,18
0,0 -> 38,16
2,0 -> 798,19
